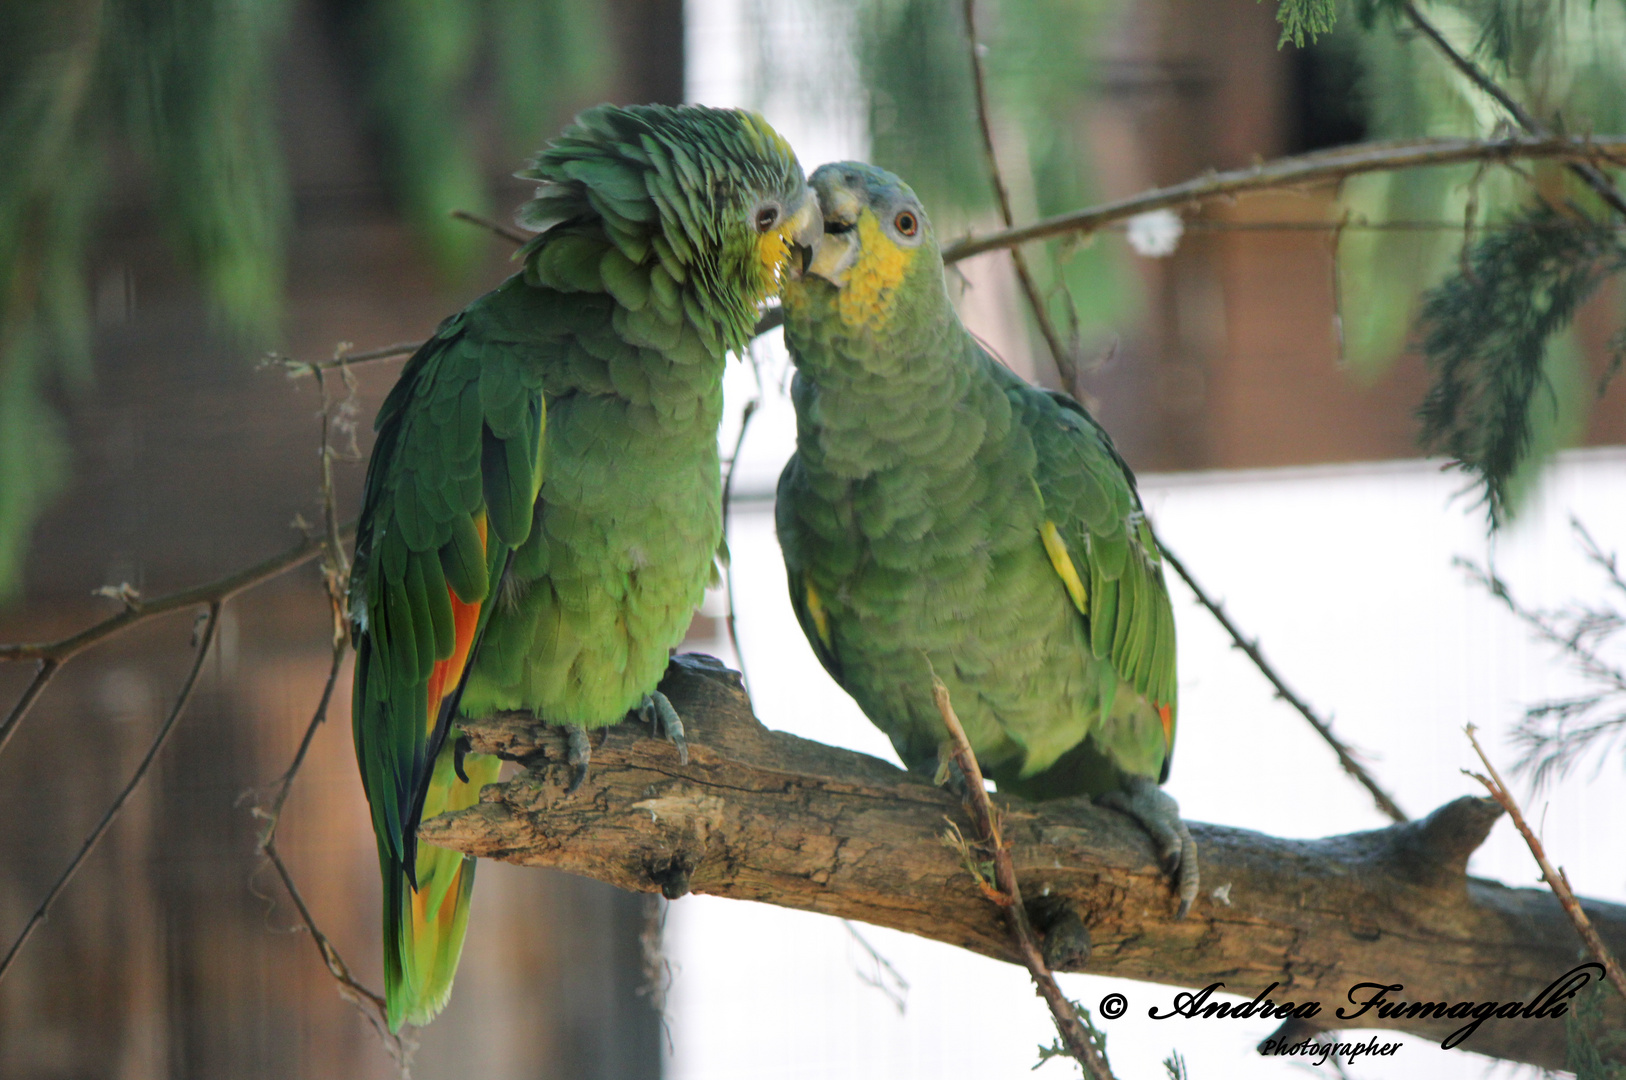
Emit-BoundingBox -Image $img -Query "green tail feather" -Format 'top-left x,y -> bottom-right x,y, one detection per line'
382,736 -> 502,1030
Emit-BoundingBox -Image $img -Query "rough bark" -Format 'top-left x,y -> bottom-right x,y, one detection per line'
425,655 -> 1626,1070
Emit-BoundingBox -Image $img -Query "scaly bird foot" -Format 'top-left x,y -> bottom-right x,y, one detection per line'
637,690 -> 689,765
1099,777 -> 1200,919
565,725 -> 591,794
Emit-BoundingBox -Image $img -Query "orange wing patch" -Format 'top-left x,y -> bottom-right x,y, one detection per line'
1158,703 -> 1174,748
423,513 -> 488,736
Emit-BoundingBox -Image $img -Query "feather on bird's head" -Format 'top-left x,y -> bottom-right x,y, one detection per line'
784,161 -> 939,331
515,104 -> 817,354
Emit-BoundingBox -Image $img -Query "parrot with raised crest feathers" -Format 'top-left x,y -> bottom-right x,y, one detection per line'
348,104 -> 814,1029
775,161 -> 1197,920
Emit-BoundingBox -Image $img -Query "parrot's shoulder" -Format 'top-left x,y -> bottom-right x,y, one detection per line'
1011,382 -> 1176,712
1013,386 -> 1142,542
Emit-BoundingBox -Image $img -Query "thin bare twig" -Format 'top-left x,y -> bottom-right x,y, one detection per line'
0,658 -> 61,758
1327,204 -> 1352,367
0,602 -> 222,984
961,0 -> 1078,389
1463,724 -> 1626,1003
284,207 -> 531,382
931,676 -> 1119,1080
942,135 -> 1626,263
283,342 -> 421,378
1156,540 -> 1409,823
843,920 -> 910,1014
0,525 -> 353,665
1397,1 -> 1626,220
449,208 -> 533,246
252,637 -> 402,1057
720,396 -> 760,693
0,522 -> 356,769
245,360 -> 403,1055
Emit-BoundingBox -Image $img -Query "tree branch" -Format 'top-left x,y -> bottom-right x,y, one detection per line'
0,603 -> 222,983
281,343 -> 421,378
1397,1 -> 1626,220
1464,724 -> 1626,1003
0,525 -> 353,665
427,654 -> 1626,1072
961,0 -> 1078,388
449,208 -> 534,246
942,135 -> 1626,263
1156,540 -> 1409,824
0,523 -> 355,767
934,676 -> 1117,1079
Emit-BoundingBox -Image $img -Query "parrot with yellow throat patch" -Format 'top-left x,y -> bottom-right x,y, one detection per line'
775,161 -> 1198,921
349,104 -> 815,1029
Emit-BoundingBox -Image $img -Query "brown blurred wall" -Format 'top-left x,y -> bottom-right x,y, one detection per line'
0,2 -> 682,1077
1078,0 -> 1624,472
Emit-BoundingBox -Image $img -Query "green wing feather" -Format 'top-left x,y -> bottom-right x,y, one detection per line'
1027,387 -> 1178,781
351,103 -> 806,1029
350,287 -> 546,1030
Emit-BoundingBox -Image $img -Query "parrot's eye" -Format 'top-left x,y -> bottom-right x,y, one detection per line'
894,210 -> 919,237
755,206 -> 781,232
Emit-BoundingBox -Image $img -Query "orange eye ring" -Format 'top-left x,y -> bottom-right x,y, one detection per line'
894,210 -> 919,237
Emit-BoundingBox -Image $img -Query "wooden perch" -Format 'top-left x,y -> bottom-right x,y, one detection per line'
425,655 -> 1626,1070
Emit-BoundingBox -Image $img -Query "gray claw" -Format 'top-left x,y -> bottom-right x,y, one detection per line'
639,690 -> 688,765
1100,777 -> 1200,919
566,725 -> 591,794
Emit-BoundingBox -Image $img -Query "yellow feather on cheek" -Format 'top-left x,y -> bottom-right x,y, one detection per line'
838,212 -> 911,329
754,227 -> 791,302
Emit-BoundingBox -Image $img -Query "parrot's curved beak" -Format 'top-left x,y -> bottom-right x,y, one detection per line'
805,175 -> 863,286
785,191 -> 822,280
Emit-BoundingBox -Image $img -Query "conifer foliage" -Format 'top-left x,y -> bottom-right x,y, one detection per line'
1417,207 -> 1625,524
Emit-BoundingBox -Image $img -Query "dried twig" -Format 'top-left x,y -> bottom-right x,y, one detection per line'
282,342 -> 422,378
720,395 -> 760,693
942,135 -> 1626,263
252,636 -> 403,1058
1327,204 -> 1352,367
1156,539 -> 1409,823
0,522 -> 355,767
842,920 -> 910,1014
1397,1 -> 1626,220
931,676 -> 1119,1080
0,527 -> 353,666
0,603 -> 222,983
1463,724 -> 1626,1003
960,0 -> 1078,389
248,361 -> 404,1056
449,207 -> 534,246
0,658 -> 61,759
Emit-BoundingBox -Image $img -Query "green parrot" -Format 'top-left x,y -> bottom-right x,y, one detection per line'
776,162 -> 1198,918
349,104 -> 815,1030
